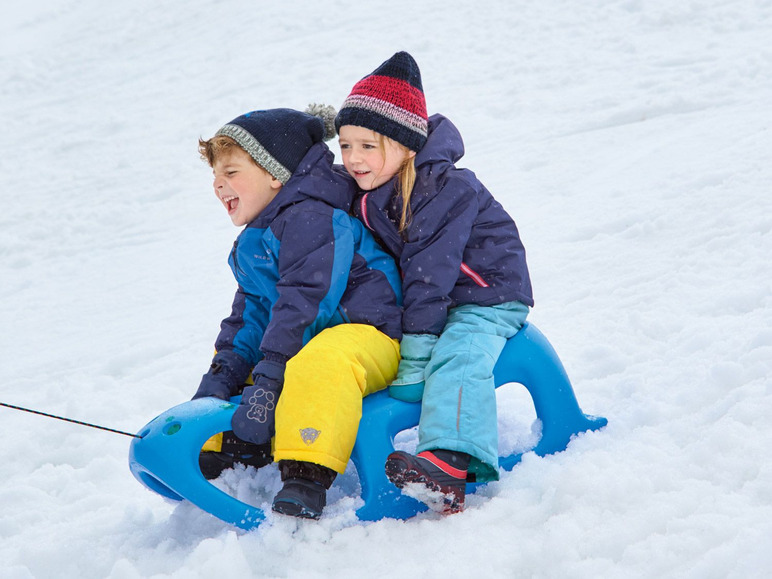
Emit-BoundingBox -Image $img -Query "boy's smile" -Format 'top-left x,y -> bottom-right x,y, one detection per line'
212,148 -> 282,226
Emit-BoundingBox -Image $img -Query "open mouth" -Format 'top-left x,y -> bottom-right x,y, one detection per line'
222,195 -> 239,213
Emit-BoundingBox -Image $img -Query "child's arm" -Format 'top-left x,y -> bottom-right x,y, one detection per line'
400,180 -> 479,335
387,180 -> 479,400
192,286 -> 269,400
231,207 -> 356,445
260,208 -> 355,362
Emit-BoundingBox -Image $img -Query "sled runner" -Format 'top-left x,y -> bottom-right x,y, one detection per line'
129,322 -> 607,529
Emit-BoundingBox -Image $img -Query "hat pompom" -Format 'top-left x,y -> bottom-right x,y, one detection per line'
305,103 -> 337,141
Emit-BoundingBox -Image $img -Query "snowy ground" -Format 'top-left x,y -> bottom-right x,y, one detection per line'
1,1 -> 771,577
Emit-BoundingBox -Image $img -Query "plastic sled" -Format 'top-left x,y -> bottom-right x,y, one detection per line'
129,322 -> 607,529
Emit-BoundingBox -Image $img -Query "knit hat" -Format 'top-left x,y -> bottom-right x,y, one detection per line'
335,51 -> 428,152
216,104 -> 336,184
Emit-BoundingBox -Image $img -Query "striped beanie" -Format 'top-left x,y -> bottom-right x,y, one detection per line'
216,105 -> 336,184
335,51 -> 428,152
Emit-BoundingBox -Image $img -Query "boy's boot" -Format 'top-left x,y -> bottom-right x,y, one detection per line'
198,431 -> 272,480
385,449 -> 470,514
272,460 -> 337,520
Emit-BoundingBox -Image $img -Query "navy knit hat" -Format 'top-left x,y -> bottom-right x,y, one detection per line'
335,51 -> 428,152
216,104 -> 336,184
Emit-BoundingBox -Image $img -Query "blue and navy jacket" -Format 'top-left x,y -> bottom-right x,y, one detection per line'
351,114 -> 533,336
213,142 -> 403,384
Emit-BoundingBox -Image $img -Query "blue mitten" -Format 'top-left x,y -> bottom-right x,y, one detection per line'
388,333 -> 438,402
192,351 -> 252,401
231,354 -> 287,445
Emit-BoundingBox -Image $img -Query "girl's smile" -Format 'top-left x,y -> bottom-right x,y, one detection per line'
338,125 -> 415,191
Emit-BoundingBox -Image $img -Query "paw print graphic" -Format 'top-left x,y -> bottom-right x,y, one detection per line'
246,388 -> 276,423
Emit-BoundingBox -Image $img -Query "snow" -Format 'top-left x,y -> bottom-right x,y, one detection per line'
1,0 -> 771,577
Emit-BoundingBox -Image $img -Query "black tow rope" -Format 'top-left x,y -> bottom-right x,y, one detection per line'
0,401 -> 142,439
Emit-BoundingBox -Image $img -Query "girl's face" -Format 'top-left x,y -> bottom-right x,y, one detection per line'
212,147 -> 282,226
339,125 -> 415,191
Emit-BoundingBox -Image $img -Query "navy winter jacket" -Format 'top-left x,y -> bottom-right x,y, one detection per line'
352,114 -> 533,336
210,142 -> 403,389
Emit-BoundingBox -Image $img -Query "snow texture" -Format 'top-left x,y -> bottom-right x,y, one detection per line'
1,1 -> 770,577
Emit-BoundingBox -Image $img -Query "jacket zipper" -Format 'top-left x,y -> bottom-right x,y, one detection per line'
460,262 -> 489,288
359,194 -> 373,230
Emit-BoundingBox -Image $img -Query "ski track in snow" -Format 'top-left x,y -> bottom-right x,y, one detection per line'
1,1 -> 771,577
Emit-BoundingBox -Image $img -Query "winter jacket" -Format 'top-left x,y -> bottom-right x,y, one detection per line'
351,114 -> 533,336
210,142 -> 403,390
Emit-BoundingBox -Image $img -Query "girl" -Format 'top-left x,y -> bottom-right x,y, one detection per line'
336,52 -> 534,514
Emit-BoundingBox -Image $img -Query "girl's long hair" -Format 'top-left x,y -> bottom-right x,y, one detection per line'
376,134 -> 416,233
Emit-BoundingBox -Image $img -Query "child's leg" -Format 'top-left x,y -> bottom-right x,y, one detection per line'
273,324 -> 400,474
199,375 -> 271,480
417,301 -> 529,482
199,431 -> 272,480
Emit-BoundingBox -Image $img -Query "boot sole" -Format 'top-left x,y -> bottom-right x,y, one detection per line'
272,499 -> 322,520
385,454 -> 464,514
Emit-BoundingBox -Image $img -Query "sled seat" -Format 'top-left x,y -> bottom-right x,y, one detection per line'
129,322 -> 607,529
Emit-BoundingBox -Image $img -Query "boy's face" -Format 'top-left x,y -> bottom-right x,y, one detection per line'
212,147 -> 282,226
338,125 -> 415,191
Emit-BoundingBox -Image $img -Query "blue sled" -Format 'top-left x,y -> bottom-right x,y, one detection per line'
129,322 -> 606,529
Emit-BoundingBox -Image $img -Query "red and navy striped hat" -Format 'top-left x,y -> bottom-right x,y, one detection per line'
335,51 -> 428,152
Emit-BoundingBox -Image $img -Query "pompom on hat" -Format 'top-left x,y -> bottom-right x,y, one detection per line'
335,51 -> 428,152
216,104 -> 337,184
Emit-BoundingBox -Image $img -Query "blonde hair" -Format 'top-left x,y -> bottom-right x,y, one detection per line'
375,133 -> 416,233
198,135 -> 258,168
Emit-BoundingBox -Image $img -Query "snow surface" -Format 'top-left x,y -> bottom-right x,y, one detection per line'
1,1 -> 771,577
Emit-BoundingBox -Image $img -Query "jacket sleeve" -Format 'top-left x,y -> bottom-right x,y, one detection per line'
214,286 -> 269,364
400,176 -> 479,335
196,285 -> 270,398
260,207 -> 355,361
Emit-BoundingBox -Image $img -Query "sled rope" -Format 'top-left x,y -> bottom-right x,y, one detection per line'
0,401 -> 142,439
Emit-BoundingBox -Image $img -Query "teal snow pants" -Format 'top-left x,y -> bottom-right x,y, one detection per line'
417,301 -> 529,482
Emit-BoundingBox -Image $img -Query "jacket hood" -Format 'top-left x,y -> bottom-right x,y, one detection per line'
248,142 -> 355,227
414,114 -> 465,169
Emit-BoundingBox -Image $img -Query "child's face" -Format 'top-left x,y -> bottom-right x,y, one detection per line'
338,125 -> 415,191
212,147 -> 282,226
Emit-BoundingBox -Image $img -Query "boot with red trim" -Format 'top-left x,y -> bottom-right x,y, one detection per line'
385,449 -> 470,514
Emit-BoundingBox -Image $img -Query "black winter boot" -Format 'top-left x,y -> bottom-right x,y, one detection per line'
272,460 -> 337,520
385,449 -> 470,514
198,431 -> 272,480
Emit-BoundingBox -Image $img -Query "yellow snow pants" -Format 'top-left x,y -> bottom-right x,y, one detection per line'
274,324 -> 400,473
203,324 -> 400,474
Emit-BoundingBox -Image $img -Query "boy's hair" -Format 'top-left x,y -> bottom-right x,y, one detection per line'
198,135 -> 259,169
375,133 -> 416,233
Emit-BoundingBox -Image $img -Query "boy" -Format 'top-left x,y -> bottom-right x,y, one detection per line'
192,106 -> 403,520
